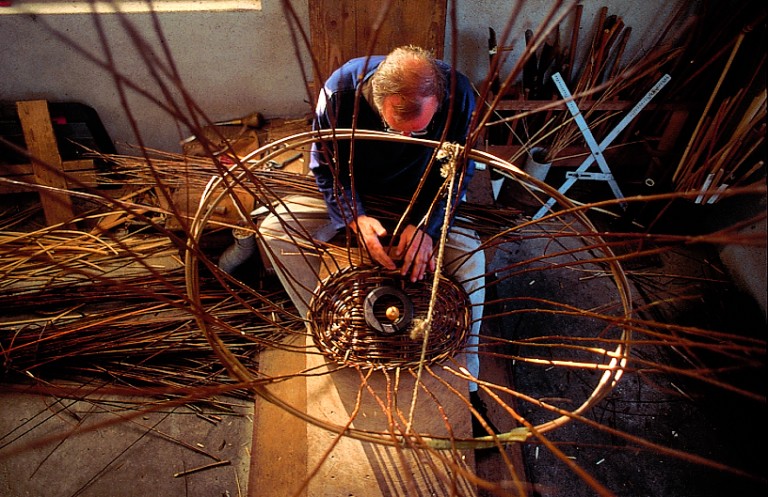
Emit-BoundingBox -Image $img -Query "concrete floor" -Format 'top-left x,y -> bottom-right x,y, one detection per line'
0,392 -> 252,496
478,243 -> 766,497
477,172 -> 766,497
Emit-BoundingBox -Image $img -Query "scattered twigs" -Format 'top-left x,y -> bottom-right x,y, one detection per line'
173,460 -> 231,478
0,215 -> 297,397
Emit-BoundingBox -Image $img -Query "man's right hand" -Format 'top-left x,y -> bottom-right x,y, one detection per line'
349,215 -> 397,270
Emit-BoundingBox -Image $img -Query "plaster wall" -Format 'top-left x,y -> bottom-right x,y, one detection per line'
1,1 -> 312,153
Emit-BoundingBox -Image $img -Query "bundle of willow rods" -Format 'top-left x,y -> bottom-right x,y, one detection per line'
1,269 -> 297,399
0,227 -> 180,295
0,211 -> 298,399
672,38 -> 766,198
491,3 -> 687,164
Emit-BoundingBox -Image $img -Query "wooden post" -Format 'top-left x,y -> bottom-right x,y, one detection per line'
249,335 -> 309,497
16,100 -> 76,227
250,333 -> 478,496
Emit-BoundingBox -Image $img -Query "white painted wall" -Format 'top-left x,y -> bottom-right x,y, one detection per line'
1,1 -> 312,153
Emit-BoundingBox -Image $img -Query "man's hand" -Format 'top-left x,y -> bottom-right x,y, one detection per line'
393,224 -> 435,282
350,215 -> 396,270
350,218 -> 435,282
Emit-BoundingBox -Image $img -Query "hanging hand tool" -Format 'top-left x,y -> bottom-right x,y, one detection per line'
488,27 -> 501,95
214,111 -> 264,128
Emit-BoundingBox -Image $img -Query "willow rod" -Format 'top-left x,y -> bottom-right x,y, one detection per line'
672,30 -> 745,183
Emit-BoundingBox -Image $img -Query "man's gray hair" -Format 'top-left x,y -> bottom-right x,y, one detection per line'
371,45 -> 446,121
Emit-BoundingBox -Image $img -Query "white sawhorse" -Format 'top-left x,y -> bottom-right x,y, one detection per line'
533,72 -> 671,220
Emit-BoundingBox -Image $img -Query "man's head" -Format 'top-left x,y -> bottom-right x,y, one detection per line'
371,46 -> 445,136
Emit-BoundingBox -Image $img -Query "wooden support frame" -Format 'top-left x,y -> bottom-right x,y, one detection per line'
4,100 -> 97,226
0,160 -> 97,195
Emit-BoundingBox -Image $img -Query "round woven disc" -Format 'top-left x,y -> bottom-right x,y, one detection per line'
308,266 -> 472,369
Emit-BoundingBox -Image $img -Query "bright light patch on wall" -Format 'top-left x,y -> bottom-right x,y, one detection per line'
1,1 -> 262,14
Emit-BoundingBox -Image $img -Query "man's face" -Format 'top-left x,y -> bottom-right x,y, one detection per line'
380,95 -> 439,136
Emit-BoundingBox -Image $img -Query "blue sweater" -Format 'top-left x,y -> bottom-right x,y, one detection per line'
310,56 -> 476,239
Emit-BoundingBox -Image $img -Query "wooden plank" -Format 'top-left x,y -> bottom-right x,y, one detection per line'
304,338 -> 477,497
253,248 -> 476,495
0,159 -> 96,194
249,335 -> 309,497
251,333 -> 476,497
16,100 -> 76,226
356,0 -> 446,59
309,0 -> 447,85
308,0 -> 354,84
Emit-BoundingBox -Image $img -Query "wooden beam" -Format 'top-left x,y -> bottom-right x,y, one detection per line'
308,0 -> 447,85
251,333 -> 477,496
0,159 -> 96,194
16,100 -> 76,226
249,335 -> 309,497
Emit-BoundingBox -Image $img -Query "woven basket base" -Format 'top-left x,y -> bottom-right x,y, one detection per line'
308,266 -> 472,369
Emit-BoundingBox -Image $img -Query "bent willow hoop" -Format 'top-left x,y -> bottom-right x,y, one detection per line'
184,129 -> 633,447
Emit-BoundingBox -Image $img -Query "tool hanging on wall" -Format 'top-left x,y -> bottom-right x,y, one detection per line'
533,71 -> 671,220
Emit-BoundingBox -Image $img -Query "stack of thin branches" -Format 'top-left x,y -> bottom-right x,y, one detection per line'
1,143 -> 523,398
0,210 -> 297,399
483,3 -> 687,165
2,274 -> 263,400
671,35 -> 766,200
